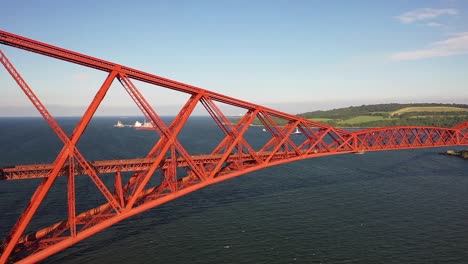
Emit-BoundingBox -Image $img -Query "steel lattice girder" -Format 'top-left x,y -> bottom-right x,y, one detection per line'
0,30 -> 467,264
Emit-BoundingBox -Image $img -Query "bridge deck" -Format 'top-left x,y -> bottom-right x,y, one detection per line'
0,151 -> 294,180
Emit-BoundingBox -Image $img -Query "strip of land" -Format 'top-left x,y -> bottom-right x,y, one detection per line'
441,150 -> 468,160
299,103 -> 468,128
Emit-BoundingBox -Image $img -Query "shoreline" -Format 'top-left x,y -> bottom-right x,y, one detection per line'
440,150 -> 468,160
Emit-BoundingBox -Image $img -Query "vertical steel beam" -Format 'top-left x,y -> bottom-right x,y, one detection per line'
114,171 -> 125,208
68,156 -> 76,238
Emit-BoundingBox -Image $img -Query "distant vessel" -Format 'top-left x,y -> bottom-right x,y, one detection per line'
262,128 -> 266,132
134,120 -> 156,130
114,121 -> 132,128
114,121 -> 124,128
292,127 -> 301,134
114,120 -> 155,129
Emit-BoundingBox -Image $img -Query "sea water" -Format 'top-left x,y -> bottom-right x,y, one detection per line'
0,117 -> 466,264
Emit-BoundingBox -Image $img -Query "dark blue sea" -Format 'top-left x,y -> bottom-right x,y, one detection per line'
0,117 -> 467,264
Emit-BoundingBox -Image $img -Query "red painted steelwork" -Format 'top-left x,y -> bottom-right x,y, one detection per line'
0,30 -> 467,263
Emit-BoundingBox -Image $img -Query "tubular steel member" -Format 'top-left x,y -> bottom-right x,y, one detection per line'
0,30 -> 467,263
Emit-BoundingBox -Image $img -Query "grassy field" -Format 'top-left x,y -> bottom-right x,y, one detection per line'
391,106 -> 468,116
310,116 -> 386,125
308,118 -> 333,122
338,115 -> 386,124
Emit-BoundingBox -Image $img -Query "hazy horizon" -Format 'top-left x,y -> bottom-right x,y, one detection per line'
1,98 -> 467,117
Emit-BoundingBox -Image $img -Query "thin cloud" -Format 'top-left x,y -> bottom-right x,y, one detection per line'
395,8 -> 458,23
391,32 -> 468,61
425,22 -> 443,27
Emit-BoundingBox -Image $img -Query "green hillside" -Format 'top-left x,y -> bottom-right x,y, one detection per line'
298,103 -> 468,127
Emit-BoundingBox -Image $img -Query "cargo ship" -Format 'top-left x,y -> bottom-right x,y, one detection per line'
134,120 -> 156,130
114,121 -> 132,128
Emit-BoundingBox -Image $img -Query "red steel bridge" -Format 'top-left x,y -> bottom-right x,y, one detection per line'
0,30 -> 467,263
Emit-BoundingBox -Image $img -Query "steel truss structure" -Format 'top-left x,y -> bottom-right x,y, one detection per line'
0,30 -> 467,263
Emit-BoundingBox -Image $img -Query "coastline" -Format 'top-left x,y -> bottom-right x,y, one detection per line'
441,150 -> 468,160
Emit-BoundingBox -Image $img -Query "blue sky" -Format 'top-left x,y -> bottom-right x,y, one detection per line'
1,0 -> 467,116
